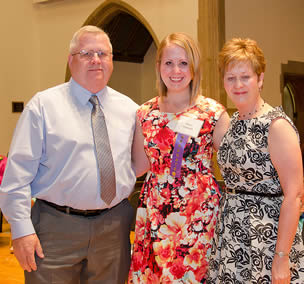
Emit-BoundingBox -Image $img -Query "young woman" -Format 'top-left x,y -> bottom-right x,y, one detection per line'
128,32 -> 230,283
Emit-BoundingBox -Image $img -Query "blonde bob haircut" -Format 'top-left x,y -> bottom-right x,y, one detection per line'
69,25 -> 112,53
219,38 -> 266,78
156,32 -> 201,103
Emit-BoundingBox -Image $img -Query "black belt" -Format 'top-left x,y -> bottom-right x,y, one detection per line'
222,188 -> 283,198
39,199 -> 109,217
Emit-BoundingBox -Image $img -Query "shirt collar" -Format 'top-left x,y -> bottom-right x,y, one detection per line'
70,78 -> 107,106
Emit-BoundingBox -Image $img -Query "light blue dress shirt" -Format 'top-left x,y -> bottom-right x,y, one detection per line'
0,79 -> 138,239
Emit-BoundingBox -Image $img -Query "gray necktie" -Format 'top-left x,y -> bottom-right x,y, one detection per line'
89,95 -> 116,205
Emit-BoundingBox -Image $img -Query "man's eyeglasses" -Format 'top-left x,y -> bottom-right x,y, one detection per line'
72,50 -> 112,61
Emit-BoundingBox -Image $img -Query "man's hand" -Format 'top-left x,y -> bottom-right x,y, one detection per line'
12,233 -> 44,272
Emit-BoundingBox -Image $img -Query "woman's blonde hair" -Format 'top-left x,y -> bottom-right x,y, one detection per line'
156,32 -> 201,103
219,38 -> 266,78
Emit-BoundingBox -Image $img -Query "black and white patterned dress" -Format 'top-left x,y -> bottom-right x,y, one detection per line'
208,107 -> 304,283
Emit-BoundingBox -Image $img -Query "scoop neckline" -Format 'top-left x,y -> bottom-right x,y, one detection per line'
235,106 -> 278,121
155,96 -> 201,116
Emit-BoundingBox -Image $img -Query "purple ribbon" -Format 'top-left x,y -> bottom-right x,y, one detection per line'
170,133 -> 189,178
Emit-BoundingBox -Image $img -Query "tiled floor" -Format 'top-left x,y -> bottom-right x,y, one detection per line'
0,223 -> 24,284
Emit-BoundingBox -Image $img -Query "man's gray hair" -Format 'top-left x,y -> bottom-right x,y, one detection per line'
69,25 -> 112,53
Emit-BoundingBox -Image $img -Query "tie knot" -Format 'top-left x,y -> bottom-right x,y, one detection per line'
89,95 -> 99,106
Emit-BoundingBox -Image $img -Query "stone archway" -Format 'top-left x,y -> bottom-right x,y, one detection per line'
82,0 -> 158,46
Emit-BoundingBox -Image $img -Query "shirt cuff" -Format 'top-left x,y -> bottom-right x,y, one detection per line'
9,219 -> 35,240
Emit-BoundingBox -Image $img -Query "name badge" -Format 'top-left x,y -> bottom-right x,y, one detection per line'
175,117 -> 204,137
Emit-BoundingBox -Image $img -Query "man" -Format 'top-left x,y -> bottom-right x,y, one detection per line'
0,25 -> 138,283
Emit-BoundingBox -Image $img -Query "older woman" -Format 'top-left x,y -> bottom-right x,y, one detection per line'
208,38 -> 304,283
128,32 -> 230,283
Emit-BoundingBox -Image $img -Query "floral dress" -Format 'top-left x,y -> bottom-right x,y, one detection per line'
208,107 -> 304,283
128,96 -> 225,283
0,155 -> 7,185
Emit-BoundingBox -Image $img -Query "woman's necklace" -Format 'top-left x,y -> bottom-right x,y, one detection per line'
238,100 -> 265,119
161,95 -> 193,113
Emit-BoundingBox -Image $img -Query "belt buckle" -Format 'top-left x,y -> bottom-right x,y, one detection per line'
83,210 -> 91,216
230,188 -> 236,195
85,209 -> 98,217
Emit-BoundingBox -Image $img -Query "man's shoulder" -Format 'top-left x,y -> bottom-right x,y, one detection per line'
37,82 -> 70,97
25,82 -> 70,111
106,86 -> 138,108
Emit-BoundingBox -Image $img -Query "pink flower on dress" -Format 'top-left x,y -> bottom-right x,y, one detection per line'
184,191 -> 202,216
150,210 -> 165,229
159,275 -> 174,284
184,245 -> 205,270
149,186 -> 162,207
154,238 -> 176,267
159,212 -> 187,241
184,172 -> 196,189
134,208 -> 147,240
142,268 -> 160,284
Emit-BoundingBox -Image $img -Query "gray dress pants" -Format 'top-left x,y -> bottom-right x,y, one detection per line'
25,198 -> 134,284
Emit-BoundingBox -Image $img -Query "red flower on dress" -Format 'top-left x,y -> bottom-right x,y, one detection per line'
142,119 -> 153,133
193,255 -> 209,281
169,258 -> 187,279
131,251 -> 144,272
153,127 -> 175,152
147,147 -> 160,161
160,187 -> 171,200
